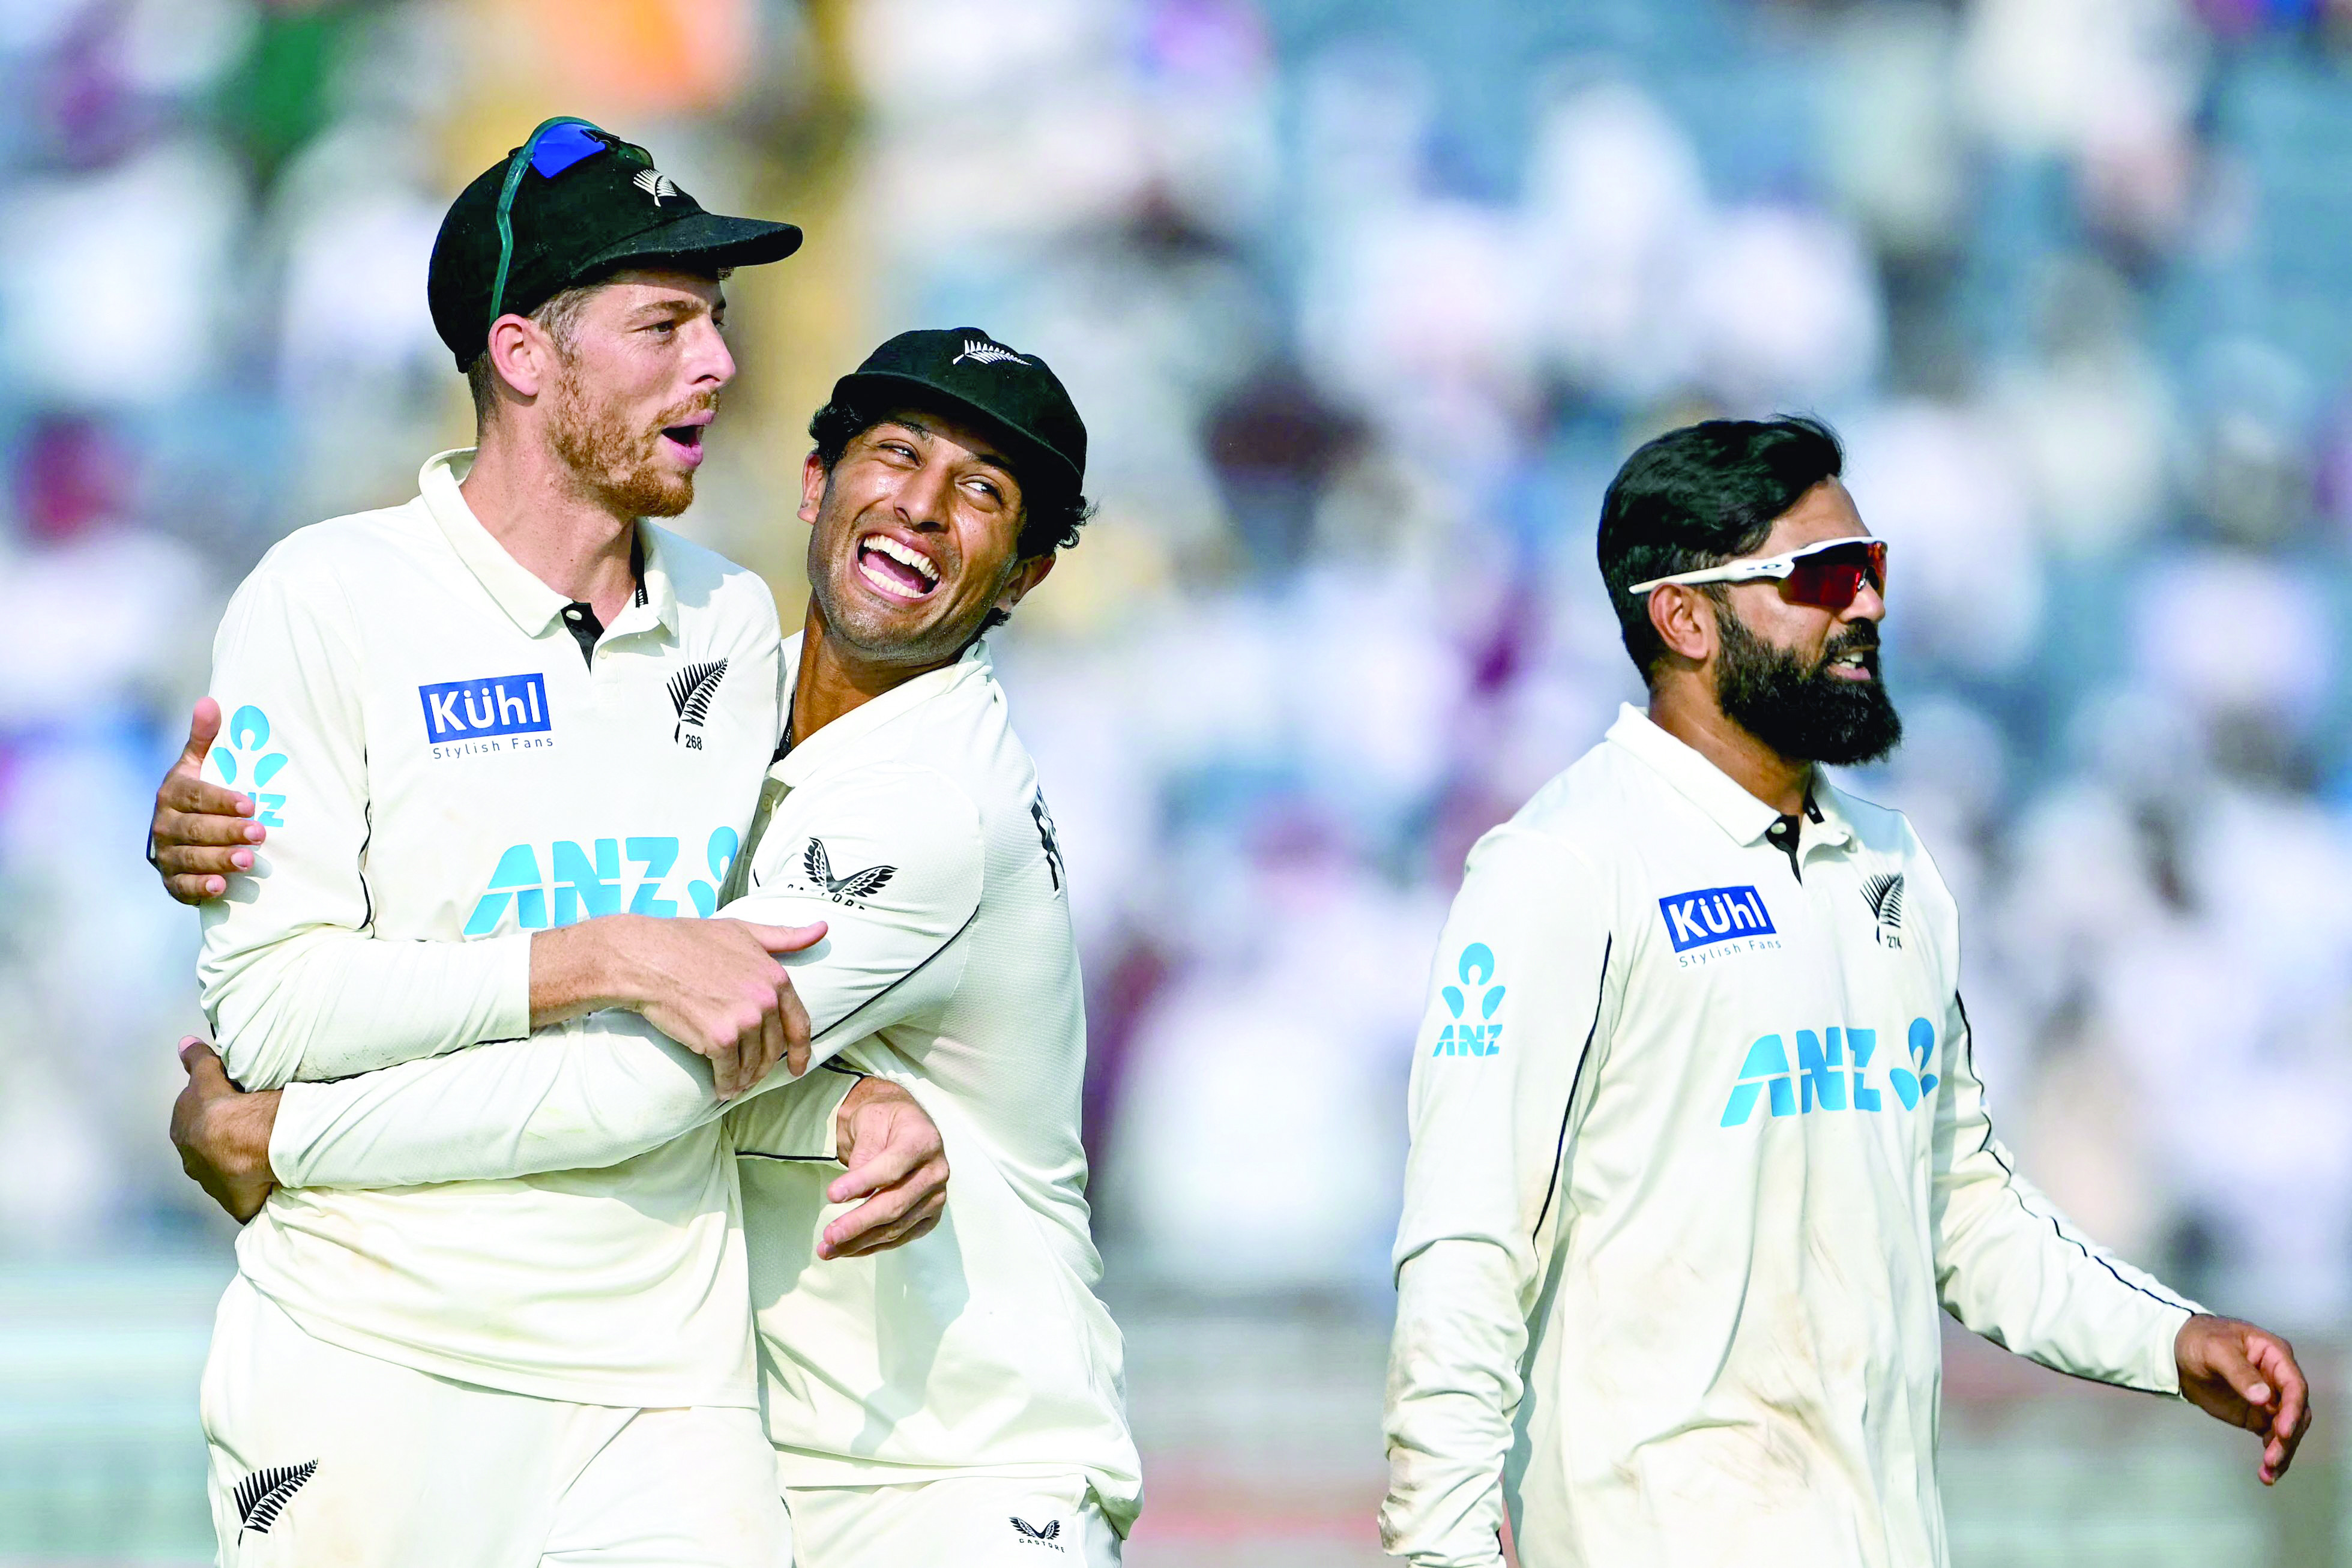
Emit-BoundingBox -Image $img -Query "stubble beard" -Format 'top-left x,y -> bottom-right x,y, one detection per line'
804,493 -> 982,669
1713,603 -> 1904,767
547,360 -> 701,519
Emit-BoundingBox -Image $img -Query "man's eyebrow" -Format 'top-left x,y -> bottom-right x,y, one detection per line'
872,417 -> 1015,477
631,294 -> 714,319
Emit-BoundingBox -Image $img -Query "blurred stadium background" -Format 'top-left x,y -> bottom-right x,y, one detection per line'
4,0 -> 2352,1561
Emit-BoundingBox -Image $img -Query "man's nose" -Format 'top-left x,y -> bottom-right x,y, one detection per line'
891,461 -> 954,530
686,318 -> 735,388
1843,580 -> 1886,624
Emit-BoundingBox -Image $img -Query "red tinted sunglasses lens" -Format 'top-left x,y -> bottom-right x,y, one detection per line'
1783,542 -> 1886,609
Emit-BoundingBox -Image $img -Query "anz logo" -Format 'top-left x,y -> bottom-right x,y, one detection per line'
1720,1017 -> 1940,1127
1430,942 -> 1507,1057
464,825 -> 741,934
210,704 -> 289,825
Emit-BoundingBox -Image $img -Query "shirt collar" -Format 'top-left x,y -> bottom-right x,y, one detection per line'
418,448 -> 672,642
773,636 -> 993,786
609,525 -> 680,641
1604,703 -> 1851,850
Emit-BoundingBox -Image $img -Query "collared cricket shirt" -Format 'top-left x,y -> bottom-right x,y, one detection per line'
1381,705 -> 2200,1568
265,638 -> 1141,1530
201,448 -> 783,1406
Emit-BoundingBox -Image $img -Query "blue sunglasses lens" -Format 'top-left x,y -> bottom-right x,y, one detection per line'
529,123 -> 608,178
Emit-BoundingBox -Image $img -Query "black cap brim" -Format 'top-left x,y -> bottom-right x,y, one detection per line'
831,369 -> 1083,499
574,210 -> 803,284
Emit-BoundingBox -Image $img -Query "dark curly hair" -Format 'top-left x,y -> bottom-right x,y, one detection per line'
1597,415 -> 1845,683
807,394 -> 1094,563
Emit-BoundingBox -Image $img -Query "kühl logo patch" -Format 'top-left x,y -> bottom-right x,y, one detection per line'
419,672 -> 550,743
1659,885 -> 1776,954
1431,942 -> 1506,1057
1720,1016 -> 1940,1127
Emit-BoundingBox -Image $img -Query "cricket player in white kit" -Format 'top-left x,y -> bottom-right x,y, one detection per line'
160,331 -> 1139,1564
149,121 -> 972,1567
1381,417 -> 2313,1568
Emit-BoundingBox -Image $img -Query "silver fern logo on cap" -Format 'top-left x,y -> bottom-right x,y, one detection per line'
633,168 -> 681,205
953,339 -> 1028,367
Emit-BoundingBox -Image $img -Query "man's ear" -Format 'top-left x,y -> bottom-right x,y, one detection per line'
484,313 -> 556,402
799,450 -> 828,526
994,551 -> 1056,615
1648,585 -> 1716,668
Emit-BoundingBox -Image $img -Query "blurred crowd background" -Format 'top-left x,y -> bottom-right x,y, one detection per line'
6,0 -> 2352,1562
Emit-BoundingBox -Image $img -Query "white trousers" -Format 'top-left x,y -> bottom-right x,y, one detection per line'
201,1274 -> 789,1568
784,1473 -> 1121,1568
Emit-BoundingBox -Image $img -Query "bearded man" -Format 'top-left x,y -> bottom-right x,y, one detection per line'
1379,416 -> 2313,1568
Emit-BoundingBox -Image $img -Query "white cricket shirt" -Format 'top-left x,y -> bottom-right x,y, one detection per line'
1382,705 -> 2200,1568
202,448 -> 786,1407
267,638 -> 1142,1530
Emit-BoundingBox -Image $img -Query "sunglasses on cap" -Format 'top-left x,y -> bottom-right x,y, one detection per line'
1628,535 -> 1888,612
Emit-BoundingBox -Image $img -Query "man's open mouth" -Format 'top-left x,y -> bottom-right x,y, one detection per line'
856,532 -> 941,602
658,420 -> 708,469
1824,647 -> 1877,681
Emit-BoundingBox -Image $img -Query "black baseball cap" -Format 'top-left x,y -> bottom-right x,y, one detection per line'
429,118 -> 803,370
830,328 -> 1087,502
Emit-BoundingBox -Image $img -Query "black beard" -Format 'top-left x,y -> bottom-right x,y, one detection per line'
1713,606 -> 1902,766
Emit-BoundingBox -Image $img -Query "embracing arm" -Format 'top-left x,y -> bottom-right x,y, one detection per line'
175,1036 -> 938,1258
1382,831 -> 1614,1568
259,763 -> 983,1188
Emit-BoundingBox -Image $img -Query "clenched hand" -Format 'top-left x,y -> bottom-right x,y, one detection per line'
169,1037 -> 280,1222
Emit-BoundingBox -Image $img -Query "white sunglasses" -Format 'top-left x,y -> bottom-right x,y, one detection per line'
1628,535 -> 1887,609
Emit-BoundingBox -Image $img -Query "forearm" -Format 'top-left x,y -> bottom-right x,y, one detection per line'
1931,1000 -> 2198,1394
528,916 -> 659,1028
1381,1239 -> 1524,1567
271,1013 -> 731,1189
204,928 -> 529,1089
1936,1154 -> 2197,1394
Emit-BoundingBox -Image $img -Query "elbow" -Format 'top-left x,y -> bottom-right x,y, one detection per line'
203,980 -> 311,1093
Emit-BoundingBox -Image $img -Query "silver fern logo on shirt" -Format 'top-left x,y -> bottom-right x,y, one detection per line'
1862,872 -> 1904,949
667,659 -> 728,749
233,1460 -> 318,1539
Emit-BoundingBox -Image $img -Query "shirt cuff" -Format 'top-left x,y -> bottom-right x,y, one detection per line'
478,930 -> 532,1043
732,1064 -> 864,1163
